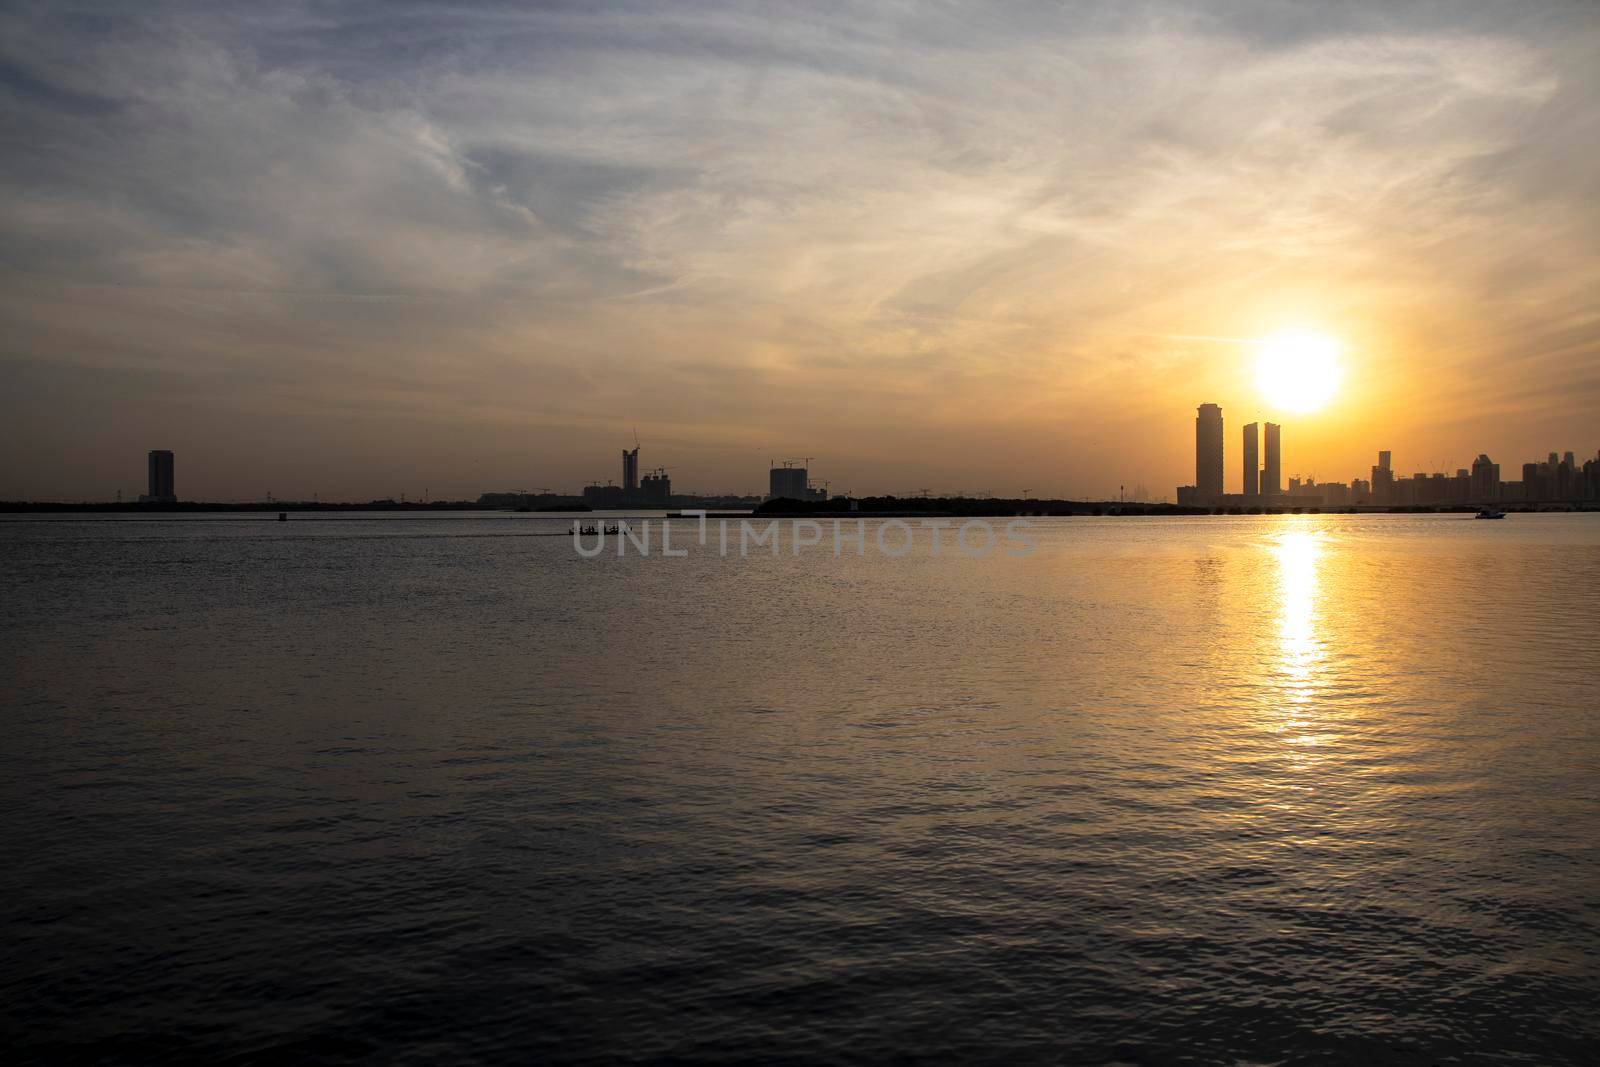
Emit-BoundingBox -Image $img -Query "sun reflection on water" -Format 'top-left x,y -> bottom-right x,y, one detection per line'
1270,527 -> 1326,744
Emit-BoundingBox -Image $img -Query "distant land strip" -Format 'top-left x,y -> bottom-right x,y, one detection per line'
4,498 -> 1597,516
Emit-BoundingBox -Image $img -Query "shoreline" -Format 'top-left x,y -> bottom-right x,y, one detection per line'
4,502 -> 1597,517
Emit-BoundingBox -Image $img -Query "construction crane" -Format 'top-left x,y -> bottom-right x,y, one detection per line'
1021,488 -> 1032,499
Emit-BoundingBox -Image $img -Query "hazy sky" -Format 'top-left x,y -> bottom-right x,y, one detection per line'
3,0 -> 1597,500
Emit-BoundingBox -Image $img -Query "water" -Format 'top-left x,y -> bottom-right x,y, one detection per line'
3,512 -> 1598,1063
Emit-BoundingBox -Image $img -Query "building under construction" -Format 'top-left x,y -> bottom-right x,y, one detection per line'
583,436 -> 670,507
621,444 -> 639,496
641,469 -> 671,506
768,461 -> 827,502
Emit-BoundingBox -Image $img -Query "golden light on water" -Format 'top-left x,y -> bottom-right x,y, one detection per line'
1271,527 -> 1327,747
1273,530 -> 1323,689
1255,331 -> 1343,414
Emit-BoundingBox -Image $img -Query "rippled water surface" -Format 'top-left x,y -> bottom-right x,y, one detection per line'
3,512 -> 1599,1063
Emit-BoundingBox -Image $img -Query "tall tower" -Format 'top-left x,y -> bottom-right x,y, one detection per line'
621,445 -> 640,496
1372,451 -> 1395,504
1242,422 -> 1259,498
1262,423 -> 1282,496
1470,454 -> 1500,502
146,450 -> 175,503
1195,404 -> 1224,504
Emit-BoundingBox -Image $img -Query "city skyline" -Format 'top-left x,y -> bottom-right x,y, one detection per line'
1181,402 -> 1599,507
44,419 -> 1600,508
14,405 -> 1600,505
4,2 -> 1600,501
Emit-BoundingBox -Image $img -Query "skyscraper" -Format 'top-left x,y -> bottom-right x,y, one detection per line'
1522,461 -> 1543,501
1262,423 -> 1281,496
1470,454 -> 1500,501
622,445 -> 640,497
1195,404 -> 1224,504
1372,450 -> 1395,504
146,450 -> 175,503
1242,422 -> 1259,498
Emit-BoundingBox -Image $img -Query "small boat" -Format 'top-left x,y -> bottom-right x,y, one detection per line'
1474,508 -> 1506,519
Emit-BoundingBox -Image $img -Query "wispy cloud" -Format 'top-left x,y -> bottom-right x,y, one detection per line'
2,1 -> 1597,498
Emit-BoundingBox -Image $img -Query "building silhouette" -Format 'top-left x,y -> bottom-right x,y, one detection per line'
1195,404 -> 1224,504
1178,404 -> 1596,510
1242,422 -> 1259,498
1513,451 -> 1599,502
641,469 -> 671,506
581,483 -> 626,507
1370,451 -> 1394,504
767,463 -> 828,502
622,445 -> 640,498
1262,423 -> 1282,496
769,464 -> 809,501
143,450 -> 175,503
1471,454 -> 1500,501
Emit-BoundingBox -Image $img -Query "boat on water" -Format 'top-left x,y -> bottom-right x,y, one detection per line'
1475,508 -> 1506,519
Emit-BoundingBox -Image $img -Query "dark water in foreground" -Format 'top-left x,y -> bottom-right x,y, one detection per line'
3,512 -> 1599,1064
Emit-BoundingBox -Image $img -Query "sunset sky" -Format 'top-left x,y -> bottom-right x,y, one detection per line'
3,1 -> 1597,501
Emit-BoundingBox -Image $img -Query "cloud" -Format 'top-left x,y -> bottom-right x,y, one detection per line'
1,0 -> 1597,498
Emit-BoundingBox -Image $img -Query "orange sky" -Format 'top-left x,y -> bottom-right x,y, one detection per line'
2,2 -> 1597,500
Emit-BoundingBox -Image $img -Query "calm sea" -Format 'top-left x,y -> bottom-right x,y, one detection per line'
3,513 -> 1598,1063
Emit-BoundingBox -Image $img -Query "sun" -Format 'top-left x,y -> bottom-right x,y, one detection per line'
1255,331 -> 1343,413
